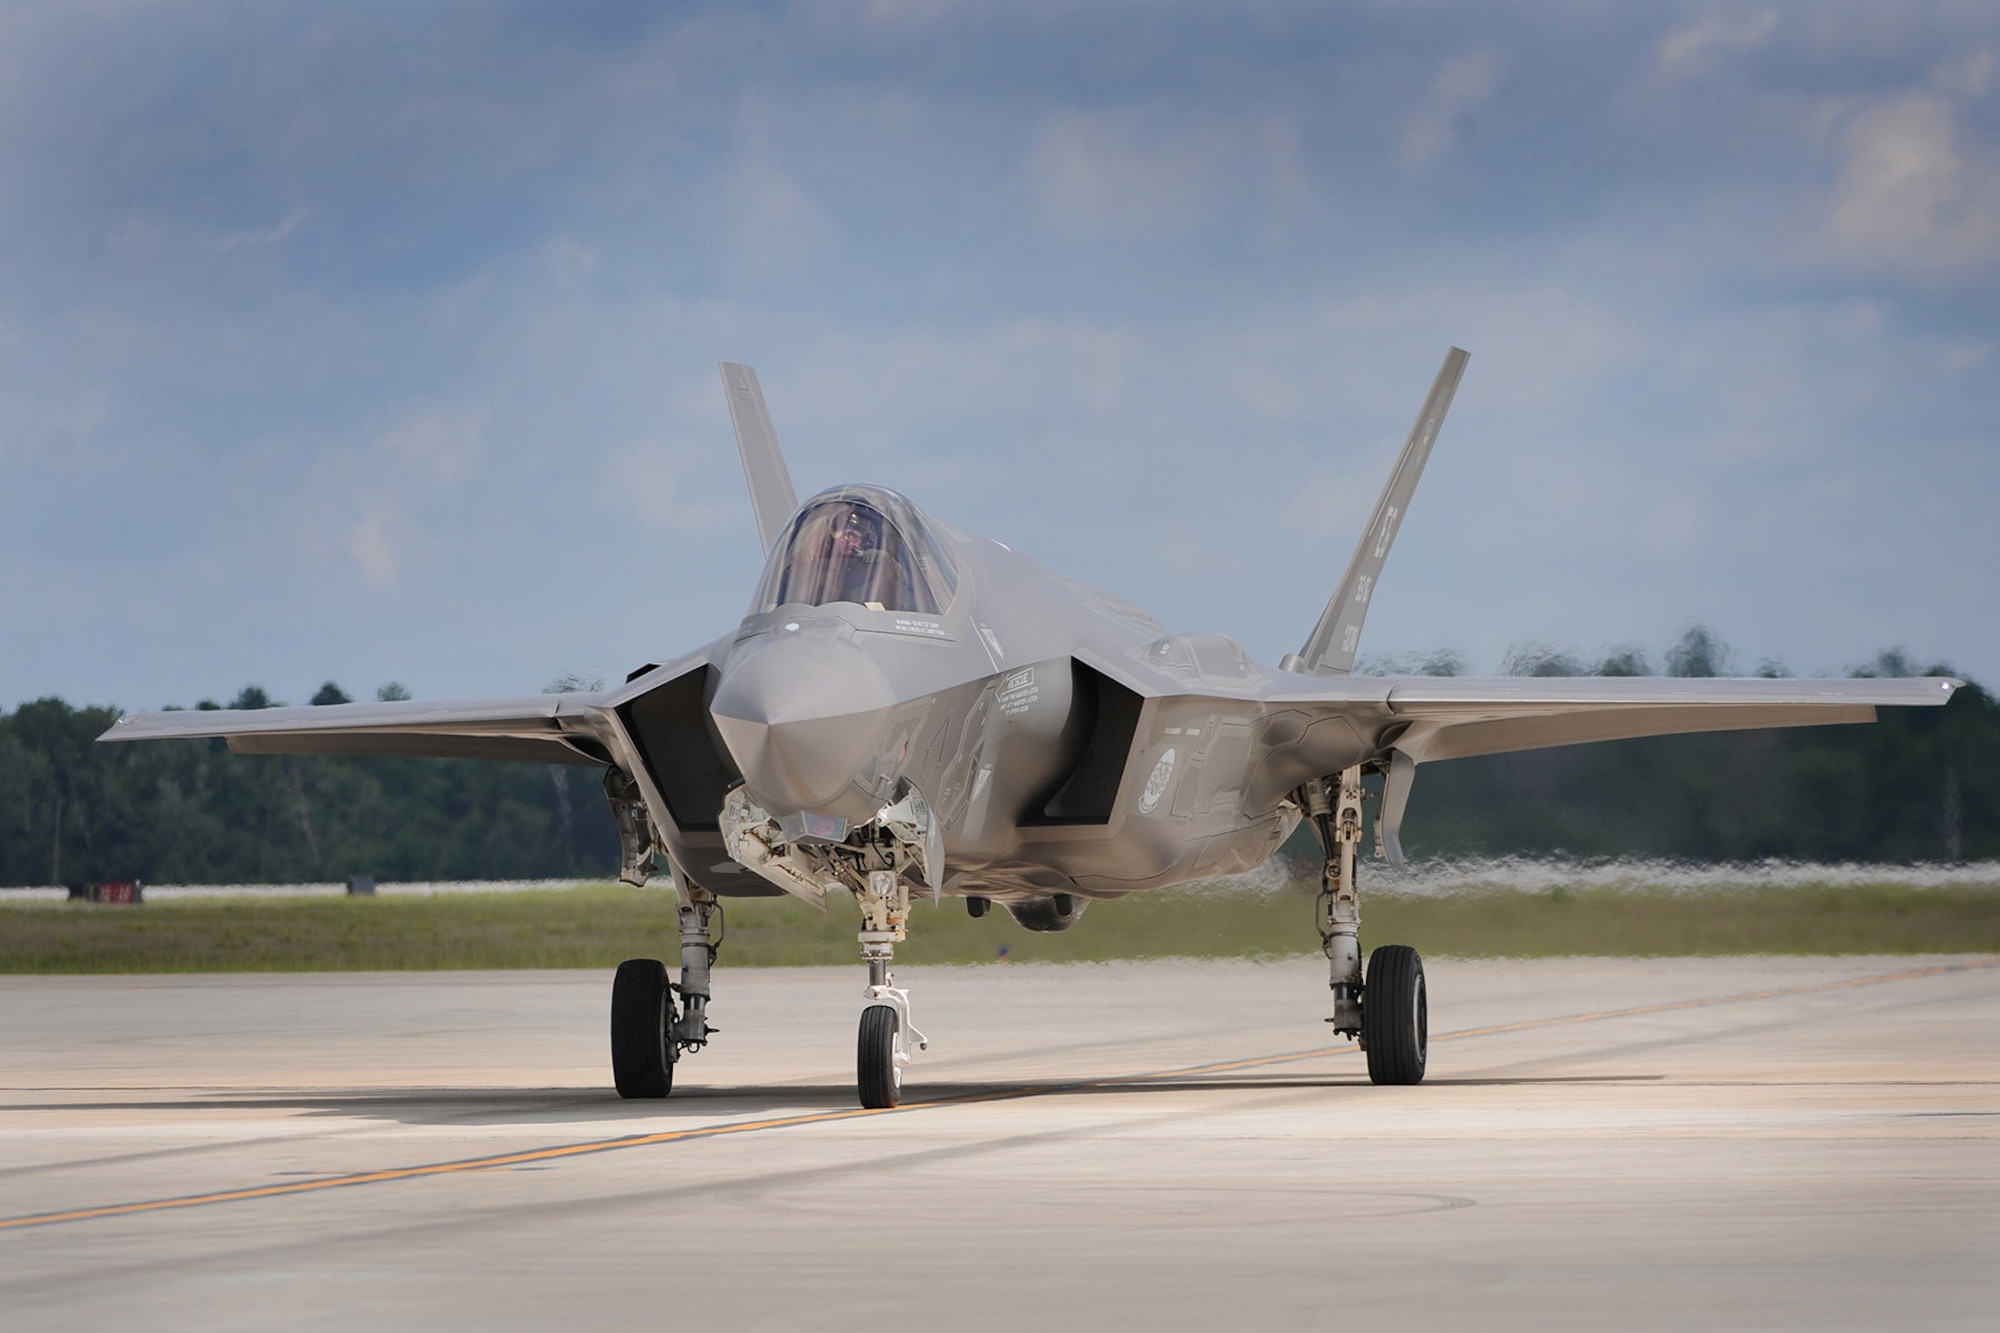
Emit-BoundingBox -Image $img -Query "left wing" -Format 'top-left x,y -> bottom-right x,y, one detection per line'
1288,347 -> 1470,677
1262,672 -> 1963,864
97,693 -> 621,767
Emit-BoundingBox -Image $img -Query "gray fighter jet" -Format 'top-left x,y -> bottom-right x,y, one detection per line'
100,351 -> 1962,1107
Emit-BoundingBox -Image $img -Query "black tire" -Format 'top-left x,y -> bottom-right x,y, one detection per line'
1362,944 -> 1428,1086
610,958 -> 674,1098
857,1004 -> 901,1109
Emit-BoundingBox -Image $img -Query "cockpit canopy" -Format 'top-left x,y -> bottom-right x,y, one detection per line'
753,485 -> 959,617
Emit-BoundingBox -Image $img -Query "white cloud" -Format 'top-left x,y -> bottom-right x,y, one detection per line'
1400,51 -> 1503,171
789,319 -> 1143,430
1033,108 -> 1233,235
347,504 -> 404,587
379,405 -> 486,480
1652,9 -> 1778,83
217,208 -> 307,253
1932,49 -> 1993,99
1824,93 -> 2000,274
1031,108 -> 1308,236
1943,341 -> 1992,373
599,442 -> 730,536
717,100 -> 840,274
1832,95 -> 1962,248
723,152 -> 836,271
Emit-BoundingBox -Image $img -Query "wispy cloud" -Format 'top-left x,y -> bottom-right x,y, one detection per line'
1401,51 -> 1503,171
1823,93 -> 2000,274
1652,8 -> 1778,83
379,406 -> 486,480
1032,108 -> 1307,235
217,208 -> 308,253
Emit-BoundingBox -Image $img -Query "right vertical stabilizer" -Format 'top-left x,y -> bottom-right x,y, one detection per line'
720,362 -> 801,555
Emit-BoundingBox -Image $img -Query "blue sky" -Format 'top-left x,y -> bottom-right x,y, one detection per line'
3,1 -> 1996,711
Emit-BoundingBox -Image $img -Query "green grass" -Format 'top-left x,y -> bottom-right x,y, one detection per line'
1,879 -> 1997,973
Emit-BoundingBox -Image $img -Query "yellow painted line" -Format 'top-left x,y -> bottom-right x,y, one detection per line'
2,957 -> 1992,1233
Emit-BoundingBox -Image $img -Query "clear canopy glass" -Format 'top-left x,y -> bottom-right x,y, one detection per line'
753,485 -> 959,616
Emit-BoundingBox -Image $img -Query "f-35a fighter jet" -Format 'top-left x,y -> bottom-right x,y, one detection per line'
101,351 -> 1961,1108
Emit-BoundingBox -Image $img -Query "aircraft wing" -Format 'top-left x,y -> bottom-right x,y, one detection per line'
1360,673 -> 1960,762
96,693 -> 622,767
1264,672 -> 1962,864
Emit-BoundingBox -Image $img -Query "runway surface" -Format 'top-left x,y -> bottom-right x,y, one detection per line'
2,956 -> 1996,1330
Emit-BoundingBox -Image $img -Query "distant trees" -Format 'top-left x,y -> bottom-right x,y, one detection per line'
0,687 -> 618,886
1404,628 -> 1997,863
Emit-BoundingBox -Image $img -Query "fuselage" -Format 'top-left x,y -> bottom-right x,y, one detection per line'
610,485 -> 1382,904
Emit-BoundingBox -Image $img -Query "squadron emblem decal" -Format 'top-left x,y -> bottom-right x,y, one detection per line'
1138,747 -> 1177,814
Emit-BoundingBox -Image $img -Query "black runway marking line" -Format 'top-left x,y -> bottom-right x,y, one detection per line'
3,958 -> 1992,1233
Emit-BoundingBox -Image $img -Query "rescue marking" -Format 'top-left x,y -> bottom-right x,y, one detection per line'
2,959 -> 1990,1233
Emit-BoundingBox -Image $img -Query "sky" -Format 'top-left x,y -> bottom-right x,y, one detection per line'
2,0 -> 1996,713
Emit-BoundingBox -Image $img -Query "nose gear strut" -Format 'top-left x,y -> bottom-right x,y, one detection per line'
856,868 -> 928,1109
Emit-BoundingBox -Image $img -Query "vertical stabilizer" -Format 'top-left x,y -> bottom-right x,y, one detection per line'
720,362 -> 801,555
1287,347 -> 1469,677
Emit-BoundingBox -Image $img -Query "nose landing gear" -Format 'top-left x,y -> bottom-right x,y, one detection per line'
856,869 -> 928,1108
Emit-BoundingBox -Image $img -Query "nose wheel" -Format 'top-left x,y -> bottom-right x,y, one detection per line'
858,1004 -> 902,1108
854,869 -> 928,1108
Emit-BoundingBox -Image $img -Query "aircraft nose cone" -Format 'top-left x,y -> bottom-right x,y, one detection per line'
711,634 -> 897,813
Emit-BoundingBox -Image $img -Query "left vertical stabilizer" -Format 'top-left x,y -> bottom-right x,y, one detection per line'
720,362 -> 801,555
1288,347 -> 1469,677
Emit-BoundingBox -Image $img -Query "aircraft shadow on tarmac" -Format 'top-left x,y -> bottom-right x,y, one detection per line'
13,1074 -> 1665,1127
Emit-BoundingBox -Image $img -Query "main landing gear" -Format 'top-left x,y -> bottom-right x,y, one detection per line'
610,875 -> 721,1099
1306,765 -> 1427,1085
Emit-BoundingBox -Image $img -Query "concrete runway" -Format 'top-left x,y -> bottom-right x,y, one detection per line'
1,956 -> 1995,1330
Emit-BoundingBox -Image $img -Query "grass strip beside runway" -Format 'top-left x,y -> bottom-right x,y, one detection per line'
1,880 -> 1996,972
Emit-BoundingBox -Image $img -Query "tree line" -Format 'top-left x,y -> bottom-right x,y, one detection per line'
1380,630 -> 1996,864
0,684 -> 618,887
1,629 -> 1992,886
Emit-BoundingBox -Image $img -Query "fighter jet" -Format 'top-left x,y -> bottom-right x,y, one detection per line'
99,351 -> 1961,1108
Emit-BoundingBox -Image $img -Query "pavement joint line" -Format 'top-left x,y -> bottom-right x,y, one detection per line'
2,957 -> 1991,1233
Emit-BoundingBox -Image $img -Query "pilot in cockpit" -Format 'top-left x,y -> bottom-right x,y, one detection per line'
825,504 -> 887,605
783,499 -> 897,609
